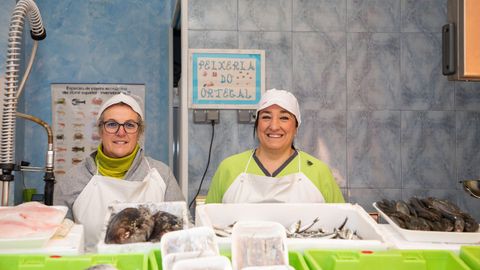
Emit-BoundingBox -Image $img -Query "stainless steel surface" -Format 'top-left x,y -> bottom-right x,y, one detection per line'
20,166 -> 45,172
460,180 -> 480,199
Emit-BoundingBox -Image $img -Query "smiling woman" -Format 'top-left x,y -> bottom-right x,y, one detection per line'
205,89 -> 345,205
53,93 -> 185,252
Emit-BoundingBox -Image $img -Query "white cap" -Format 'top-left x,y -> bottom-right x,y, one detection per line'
256,88 -> 301,126
96,93 -> 143,121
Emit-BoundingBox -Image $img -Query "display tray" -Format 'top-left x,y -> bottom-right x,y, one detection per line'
304,249 -> 471,270
460,246 -> 480,270
196,203 -> 388,251
373,202 -> 480,244
0,205 -> 68,249
97,201 -> 191,254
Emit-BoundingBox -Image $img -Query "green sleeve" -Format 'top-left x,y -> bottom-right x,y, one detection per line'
317,167 -> 345,203
205,163 -> 225,203
299,152 -> 345,203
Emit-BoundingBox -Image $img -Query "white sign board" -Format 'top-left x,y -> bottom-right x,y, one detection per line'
188,49 -> 265,109
51,84 -> 145,176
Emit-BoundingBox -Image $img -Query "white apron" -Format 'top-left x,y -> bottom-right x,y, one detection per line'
72,158 -> 166,251
222,151 -> 325,203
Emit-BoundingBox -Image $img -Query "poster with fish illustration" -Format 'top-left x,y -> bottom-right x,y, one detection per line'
51,84 -> 145,178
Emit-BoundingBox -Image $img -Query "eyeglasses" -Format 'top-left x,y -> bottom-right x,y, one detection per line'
102,120 -> 140,134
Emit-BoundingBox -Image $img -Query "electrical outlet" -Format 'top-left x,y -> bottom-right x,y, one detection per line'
237,109 -> 256,124
193,109 -> 220,124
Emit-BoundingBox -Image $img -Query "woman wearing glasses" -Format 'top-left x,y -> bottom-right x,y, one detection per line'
54,93 -> 184,251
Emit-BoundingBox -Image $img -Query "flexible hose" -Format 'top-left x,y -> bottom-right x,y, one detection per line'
1,0 -> 45,164
15,111 -> 55,181
15,112 -> 55,205
17,41 -> 38,99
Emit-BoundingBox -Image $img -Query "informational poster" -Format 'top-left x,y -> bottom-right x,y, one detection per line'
188,49 -> 265,109
51,84 -> 145,177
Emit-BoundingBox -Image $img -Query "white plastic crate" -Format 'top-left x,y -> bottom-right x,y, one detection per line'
195,203 -> 388,252
96,201 -> 191,254
373,202 -> 480,244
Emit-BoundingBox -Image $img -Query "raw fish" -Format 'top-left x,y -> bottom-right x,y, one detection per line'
0,202 -> 66,239
148,211 -> 183,242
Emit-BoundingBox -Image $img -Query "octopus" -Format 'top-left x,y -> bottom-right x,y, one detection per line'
104,207 -> 154,244
148,211 -> 183,242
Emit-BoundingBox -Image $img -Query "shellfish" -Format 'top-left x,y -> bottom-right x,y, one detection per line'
376,197 -> 479,232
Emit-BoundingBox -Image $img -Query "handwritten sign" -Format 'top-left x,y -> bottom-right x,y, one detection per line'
188,49 -> 265,109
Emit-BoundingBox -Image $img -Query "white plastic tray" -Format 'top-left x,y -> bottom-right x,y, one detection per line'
0,205 -> 68,249
373,202 -> 480,244
0,224 -> 84,255
195,203 -> 388,251
96,201 -> 191,254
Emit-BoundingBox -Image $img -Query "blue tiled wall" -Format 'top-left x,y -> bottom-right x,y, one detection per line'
0,0 -> 174,201
187,0 -> 480,220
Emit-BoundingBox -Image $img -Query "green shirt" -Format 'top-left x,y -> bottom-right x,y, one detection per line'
206,150 -> 345,203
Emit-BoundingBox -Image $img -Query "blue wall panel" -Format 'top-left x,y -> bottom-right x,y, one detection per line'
0,0 -> 174,200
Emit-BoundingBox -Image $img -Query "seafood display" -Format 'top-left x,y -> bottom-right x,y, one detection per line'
104,207 -> 184,244
286,217 -> 362,240
0,202 -> 66,239
105,207 -> 154,244
375,197 -> 479,232
197,203 -> 387,251
213,217 -> 362,240
149,211 -> 183,242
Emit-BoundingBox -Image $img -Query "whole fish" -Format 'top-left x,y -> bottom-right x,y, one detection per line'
148,211 -> 183,242
105,207 -> 154,244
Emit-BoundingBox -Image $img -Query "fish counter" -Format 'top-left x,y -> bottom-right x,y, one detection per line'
0,200 -> 479,270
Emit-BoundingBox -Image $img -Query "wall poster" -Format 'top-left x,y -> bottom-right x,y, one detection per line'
51,83 -> 145,177
188,49 -> 265,109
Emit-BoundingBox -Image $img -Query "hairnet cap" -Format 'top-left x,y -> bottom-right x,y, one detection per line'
256,88 -> 301,126
96,93 -> 143,121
